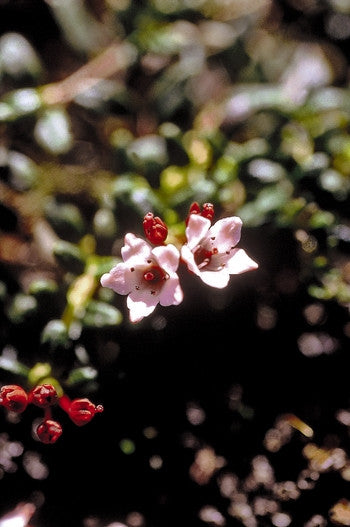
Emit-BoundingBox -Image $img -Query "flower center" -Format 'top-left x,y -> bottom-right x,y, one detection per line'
194,246 -> 218,269
143,265 -> 168,283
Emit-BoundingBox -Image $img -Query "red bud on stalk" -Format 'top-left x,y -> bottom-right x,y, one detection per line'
143,212 -> 168,245
0,385 -> 28,413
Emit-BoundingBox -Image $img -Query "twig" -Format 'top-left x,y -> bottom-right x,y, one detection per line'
40,40 -> 136,106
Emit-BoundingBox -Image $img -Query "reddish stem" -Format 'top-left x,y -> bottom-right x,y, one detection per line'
58,394 -> 72,413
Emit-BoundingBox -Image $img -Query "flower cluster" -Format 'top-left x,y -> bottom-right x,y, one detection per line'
0,384 -> 103,444
100,202 -> 258,323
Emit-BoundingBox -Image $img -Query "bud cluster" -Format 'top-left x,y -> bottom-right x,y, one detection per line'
185,201 -> 215,224
0,383 -> 103,444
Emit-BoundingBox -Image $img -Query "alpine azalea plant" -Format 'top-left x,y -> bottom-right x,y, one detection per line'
100,203 -> 258,323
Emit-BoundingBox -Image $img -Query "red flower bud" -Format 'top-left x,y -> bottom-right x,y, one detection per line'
36,419 -> 63,444
188,202 -> 201,216
29,384 -> 58,408
201,203 -> 215,221
143,212 -> 168,245
0,385 -> 28,413
68,398 -> 104,426
186,202 -> 214,225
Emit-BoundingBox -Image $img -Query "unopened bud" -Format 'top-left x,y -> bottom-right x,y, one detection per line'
36,419 -> 63,444
68,398 -> 104,426
29,384 -> 58,408
0,384 -> 28,413
201,203 -> 214,221
143,212 -> 168,245
186,202 -> 214,225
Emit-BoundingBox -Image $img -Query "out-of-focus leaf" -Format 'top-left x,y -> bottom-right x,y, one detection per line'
7,151 -> 39,191
126,134 -> 168,174
27,362 -> 52,386
111,173 -> 162,217
93,208 -> 118,238
238,182 -> 293,226
247,158 -> 286,183
2,88 -> 42,118
82,300 -> 123,328
47,0 -> 112,54
0,345 -> 29,376
53,240 -> 86,275
6,293 -> 38,324
65,366 -> 98,386
41,320 -> 70,349
44,199 -> 86,242
0,32 -> 43,79
34,108 -> 73,155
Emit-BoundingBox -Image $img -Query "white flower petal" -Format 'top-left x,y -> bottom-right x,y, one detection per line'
199,269 -> 230,288
152,244 -> 180,273
127,294 -> 158,323
181,245 -> 201,276
208,217 -> 242,251
185,215 -> 211,250
122,233 -> 152,265
159,277 -> 184,306
100,264 -> 132,295
226,248 -> 259,274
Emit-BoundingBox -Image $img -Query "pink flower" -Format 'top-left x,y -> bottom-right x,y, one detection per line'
181,214 -> 258,288
100,233 -> 183,323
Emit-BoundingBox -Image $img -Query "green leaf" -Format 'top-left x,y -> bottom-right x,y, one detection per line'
82,301 -> 123,328
34,108 -> 73,154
